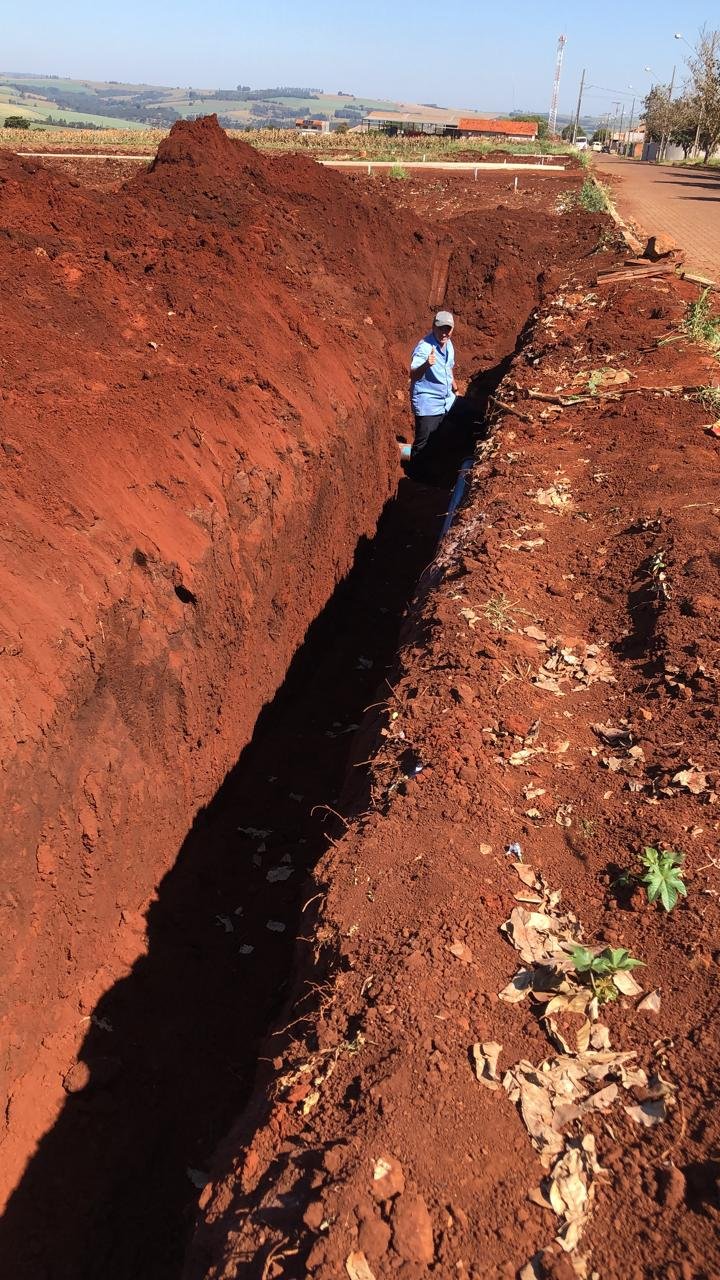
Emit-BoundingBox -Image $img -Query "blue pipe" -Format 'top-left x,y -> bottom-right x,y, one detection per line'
439,457 -> 474,541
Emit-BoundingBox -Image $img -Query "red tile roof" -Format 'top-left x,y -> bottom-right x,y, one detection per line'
457,118 -> 538,136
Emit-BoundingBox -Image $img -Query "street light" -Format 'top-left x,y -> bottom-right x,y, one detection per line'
675,31 -> 702,158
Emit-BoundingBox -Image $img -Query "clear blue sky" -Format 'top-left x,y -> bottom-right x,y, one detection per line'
2,0 -> 713,118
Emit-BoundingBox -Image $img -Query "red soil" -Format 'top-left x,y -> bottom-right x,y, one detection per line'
187,264 -> 720,1275
7,116 -> 717,1280
0,114 -> 435,1208
0,120 -> 604,1276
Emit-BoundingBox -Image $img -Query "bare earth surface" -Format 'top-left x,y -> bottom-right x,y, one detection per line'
1,122 -> 719,1280
188,184 -> 720,1279
593,154 -> 720,283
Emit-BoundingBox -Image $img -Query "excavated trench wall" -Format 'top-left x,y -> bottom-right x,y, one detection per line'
0,121 -> 593,1216
0,118 -> 434,1203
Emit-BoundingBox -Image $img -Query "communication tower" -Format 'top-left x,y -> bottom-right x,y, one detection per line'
549,34 -> 567,136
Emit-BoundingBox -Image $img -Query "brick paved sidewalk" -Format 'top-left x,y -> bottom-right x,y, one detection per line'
593,154 -> 720,283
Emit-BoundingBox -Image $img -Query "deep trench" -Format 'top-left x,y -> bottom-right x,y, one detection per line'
1,273 -> 544,1278
0,473 -> 452,1280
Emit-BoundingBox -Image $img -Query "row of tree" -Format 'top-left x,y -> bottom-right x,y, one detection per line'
643,26 -> 720,160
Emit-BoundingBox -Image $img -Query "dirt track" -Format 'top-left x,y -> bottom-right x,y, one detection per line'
1,119 -> 719,1280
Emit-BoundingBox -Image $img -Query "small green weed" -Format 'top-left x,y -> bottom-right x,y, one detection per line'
570,944 -> 644,1003
578,176 -> 609,212
648,549 -> 671,600
592,226 -> 616,254
683,288 -> 720,353
482,593 -> 518,631
696,384 -> 720,413
557,177 -> 609,215
389,164 -> 408,180
640,846 -> 687,912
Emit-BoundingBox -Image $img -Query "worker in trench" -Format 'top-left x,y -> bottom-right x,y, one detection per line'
405,309 -> 473,480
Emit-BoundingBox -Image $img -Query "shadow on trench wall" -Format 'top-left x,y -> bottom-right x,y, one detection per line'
0,477 -> 448,1280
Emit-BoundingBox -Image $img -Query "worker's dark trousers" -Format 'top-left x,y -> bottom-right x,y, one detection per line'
411,397 -> 468,458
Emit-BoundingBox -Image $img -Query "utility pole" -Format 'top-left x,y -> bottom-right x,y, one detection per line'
618,105 -> 625,153
626,97 -> 636,155
571,68 -> 586,143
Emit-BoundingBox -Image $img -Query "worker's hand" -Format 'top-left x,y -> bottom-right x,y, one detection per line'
427,349 -> 436,367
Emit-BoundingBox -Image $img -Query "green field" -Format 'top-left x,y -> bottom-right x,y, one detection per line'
0,73 -> 468,132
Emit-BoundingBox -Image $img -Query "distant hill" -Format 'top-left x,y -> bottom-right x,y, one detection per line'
0,73 -> 500,132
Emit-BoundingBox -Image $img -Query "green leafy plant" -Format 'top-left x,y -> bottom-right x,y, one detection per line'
683,288 -> 720,354
570,944 -> 644,1003
571,944 -> 644,976
389,163 -> 408,180
640,846 -> 687,911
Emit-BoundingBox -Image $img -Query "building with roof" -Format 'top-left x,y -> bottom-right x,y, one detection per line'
362,110 -> 538,141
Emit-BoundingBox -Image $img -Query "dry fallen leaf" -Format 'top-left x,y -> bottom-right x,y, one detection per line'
499,969 -> 535,1002
637,989 -> 661,1014
612,970 -> 643,997
672,767 -> 707,794
513,862 -> 540,888
624,1099 -> 667,1127
472,1040 -> 503,1090
591,722 -> 632,747
447,939 -> 473,963
346,1252 -> 376,1280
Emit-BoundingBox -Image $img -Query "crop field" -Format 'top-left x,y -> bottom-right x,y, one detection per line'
0,122 -> 571,161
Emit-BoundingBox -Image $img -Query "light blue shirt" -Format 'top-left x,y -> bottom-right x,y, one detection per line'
410,333 -> 456,416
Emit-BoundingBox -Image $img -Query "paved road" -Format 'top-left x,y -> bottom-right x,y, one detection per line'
593,154 -> 720,283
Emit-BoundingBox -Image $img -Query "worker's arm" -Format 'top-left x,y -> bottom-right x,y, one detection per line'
409,342 -> 435,382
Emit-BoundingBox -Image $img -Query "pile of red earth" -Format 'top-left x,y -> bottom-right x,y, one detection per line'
0,113 -> 606,1267
187,266 -> 720,1276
